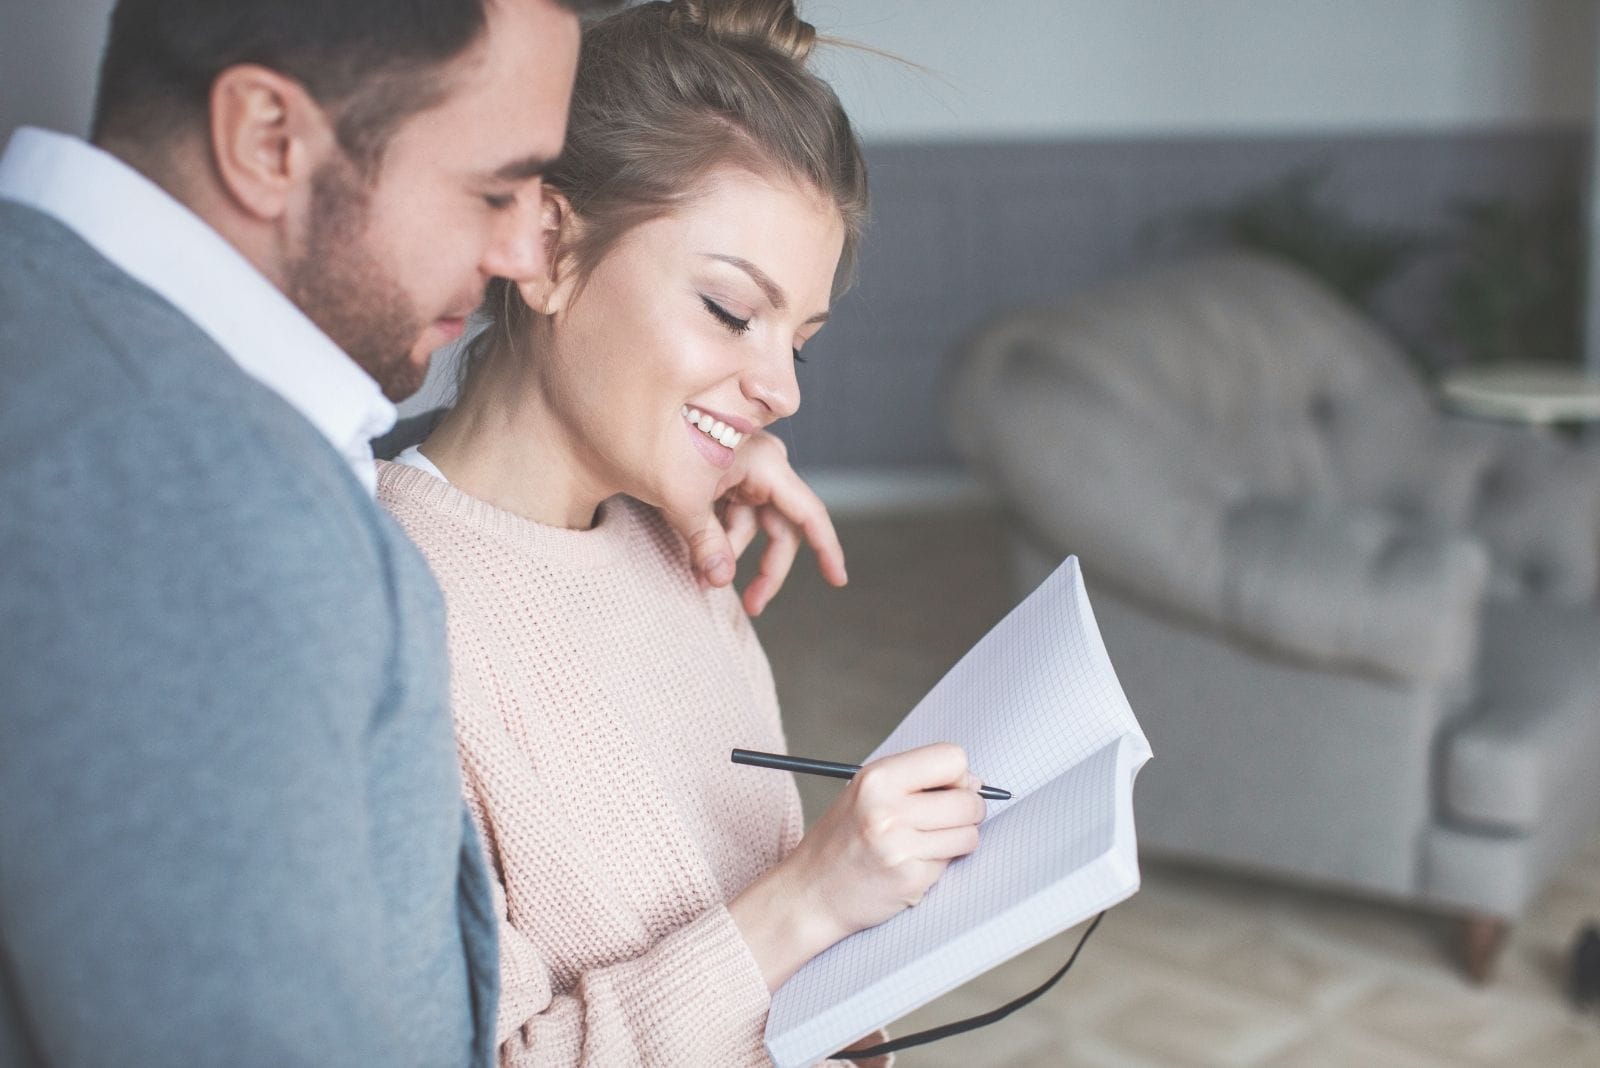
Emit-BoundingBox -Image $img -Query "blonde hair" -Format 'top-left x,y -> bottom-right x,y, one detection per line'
464,0 -> 868,380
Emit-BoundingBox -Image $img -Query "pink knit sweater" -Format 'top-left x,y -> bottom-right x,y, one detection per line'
376,461 -> 812,1065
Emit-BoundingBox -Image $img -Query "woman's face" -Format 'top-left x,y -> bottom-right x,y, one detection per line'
536,166 -> 845,518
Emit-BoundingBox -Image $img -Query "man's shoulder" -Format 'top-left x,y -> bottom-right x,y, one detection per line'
0,201 -> 255,446
0,201 -> 360,507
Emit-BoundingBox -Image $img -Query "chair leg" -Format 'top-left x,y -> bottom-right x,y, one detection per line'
1461,914 -> 1509,983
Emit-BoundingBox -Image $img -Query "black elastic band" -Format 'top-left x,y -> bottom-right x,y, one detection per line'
830,910 -> 1105,1062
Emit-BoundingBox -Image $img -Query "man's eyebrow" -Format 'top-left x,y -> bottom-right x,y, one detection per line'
702,253 -> 830,324
487,152 -> 560,183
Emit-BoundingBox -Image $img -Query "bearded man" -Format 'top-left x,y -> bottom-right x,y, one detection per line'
0,3 -> 591,1064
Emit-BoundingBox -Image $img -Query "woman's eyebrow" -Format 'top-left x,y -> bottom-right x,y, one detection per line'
700,253 -> 829,324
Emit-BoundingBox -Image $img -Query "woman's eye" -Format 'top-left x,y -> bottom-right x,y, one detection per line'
701,296 -> 751,336
483,193 -> 516,210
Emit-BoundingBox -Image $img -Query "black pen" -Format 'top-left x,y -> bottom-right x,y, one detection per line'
731,748 -> 1012,801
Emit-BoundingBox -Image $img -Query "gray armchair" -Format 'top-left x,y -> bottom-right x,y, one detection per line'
948,252 -> 1600,978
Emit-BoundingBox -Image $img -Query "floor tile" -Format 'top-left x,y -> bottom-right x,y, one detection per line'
755,508 -> 1600,1068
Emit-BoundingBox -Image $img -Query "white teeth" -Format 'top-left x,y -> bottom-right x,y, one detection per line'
682,406 -> 744,449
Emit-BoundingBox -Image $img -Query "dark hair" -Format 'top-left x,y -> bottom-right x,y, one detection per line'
91,0 -> 616,167
464,0 -> 868,383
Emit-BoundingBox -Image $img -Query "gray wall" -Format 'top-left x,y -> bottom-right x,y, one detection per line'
0,0 -> 116,142
769,129 -> 1586,471
4,3 -> 1591,472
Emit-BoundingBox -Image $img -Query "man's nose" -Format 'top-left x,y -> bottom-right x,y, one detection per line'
481,199 -> 546,283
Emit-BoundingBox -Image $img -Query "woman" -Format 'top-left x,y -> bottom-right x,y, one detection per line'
377,2 -> 984,1063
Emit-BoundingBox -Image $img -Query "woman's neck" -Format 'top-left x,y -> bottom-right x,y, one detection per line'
421,359 -> 610,531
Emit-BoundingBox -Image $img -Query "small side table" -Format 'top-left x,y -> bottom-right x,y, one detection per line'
1439,361 -> 1600,428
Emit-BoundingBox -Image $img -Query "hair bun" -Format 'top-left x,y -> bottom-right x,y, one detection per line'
668,0 -> 818,62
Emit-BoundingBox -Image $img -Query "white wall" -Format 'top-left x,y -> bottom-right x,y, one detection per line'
5,1 -> 1595,146
812,0 -> 1597,141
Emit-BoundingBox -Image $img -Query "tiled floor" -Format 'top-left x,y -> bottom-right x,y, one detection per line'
750,508 -> 1600,1067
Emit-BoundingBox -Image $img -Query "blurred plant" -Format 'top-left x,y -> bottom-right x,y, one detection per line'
1171,165 -> 1427,311
1440,190 -> 1582,367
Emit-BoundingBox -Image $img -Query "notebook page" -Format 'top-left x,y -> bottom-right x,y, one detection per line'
766,735 -> 1144,1068
866,556 -> 1149,805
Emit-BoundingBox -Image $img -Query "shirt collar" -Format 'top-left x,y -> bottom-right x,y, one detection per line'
0,127 -> 396,494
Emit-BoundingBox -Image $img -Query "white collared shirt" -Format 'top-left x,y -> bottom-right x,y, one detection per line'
0,127 -> 396,495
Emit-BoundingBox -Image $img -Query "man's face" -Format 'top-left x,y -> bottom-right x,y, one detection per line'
288,0 -> 580,401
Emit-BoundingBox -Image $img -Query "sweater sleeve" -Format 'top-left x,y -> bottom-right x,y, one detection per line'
494,889 -> 772,1066
482,816 -> 887,1068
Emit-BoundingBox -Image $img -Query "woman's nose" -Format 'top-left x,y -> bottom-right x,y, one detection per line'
743,346 -> 801,420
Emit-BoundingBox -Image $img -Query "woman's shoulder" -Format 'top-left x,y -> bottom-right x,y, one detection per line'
611,495 -> 696,571
376,460 -> 457,537
373,459 -> 500,576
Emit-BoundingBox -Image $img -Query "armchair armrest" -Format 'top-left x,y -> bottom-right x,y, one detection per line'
1220,498 -> 1490,685
1448,423 -> 1600,602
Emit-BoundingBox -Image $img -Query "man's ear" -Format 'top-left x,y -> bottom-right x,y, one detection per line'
518,187 -> 582,315
208,64 -> 335,221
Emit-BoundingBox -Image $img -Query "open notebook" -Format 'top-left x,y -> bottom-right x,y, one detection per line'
764,556 -> 1152,1068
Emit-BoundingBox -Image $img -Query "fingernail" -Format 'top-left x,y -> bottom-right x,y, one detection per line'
705,556 -> 732,584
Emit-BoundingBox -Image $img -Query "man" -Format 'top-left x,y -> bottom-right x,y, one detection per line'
0,1 -> 840,1064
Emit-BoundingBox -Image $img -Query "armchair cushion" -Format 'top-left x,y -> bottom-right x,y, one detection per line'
1221,498 -> 1488,685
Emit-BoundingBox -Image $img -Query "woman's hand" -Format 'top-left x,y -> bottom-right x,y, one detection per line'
661,430 -> 847,615
728,743 -> 985,990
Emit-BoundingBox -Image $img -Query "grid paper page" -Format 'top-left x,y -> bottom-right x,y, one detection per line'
764,555 -> 1151,1067
765,736 -> 1144,1068
867,556 -> 1149,803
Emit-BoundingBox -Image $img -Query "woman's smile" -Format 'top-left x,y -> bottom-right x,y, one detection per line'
681,405 -> 745,468
682,404 -> 749,448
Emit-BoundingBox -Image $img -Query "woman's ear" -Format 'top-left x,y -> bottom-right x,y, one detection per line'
209,65 -> 334,222
518,187 -> 581,316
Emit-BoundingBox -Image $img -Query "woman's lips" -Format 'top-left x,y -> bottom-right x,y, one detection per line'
683,416 -> 735,469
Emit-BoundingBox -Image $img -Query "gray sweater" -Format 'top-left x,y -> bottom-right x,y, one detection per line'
0,200 -> 496,1066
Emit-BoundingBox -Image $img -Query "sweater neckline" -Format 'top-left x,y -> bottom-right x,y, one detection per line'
376,459 -> 633,570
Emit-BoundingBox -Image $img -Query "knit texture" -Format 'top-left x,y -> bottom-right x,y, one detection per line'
377,461 -> 810,1066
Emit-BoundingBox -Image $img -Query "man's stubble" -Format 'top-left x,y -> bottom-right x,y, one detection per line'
288,159 -> 430,402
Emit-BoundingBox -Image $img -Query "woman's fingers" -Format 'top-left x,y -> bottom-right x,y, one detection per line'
744,505 -> 801,616
856,743 -> 971,798
759,465 -> 846,588
916,825 -> 981,862
723,502 -> 760,561
905,784 -> 987,831
662,501 -> 736,587
725,431 -> 848,591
